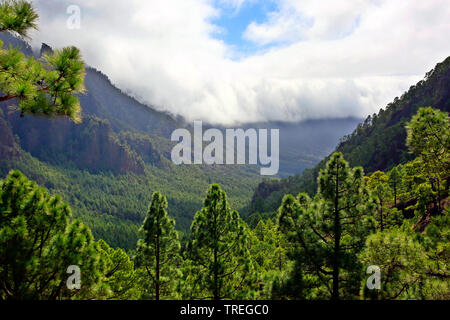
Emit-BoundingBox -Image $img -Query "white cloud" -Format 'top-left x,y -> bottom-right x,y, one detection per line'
28,0 -> 450,125
243,0 -> 369,44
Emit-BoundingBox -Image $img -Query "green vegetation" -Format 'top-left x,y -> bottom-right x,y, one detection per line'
186,184 -> 254,300
0,170 -> 103,299
135,192 -> 181,300
248,57 -> 450,216
278,152 -> 377,300
1,107 -> 448,300
0,0 -> 85,122
0,0 -> 448,301
0,151 -> 261,250
406,106 -> 449,213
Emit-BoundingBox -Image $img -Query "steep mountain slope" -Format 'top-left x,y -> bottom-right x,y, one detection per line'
0,109 -> 20,159
248,56 -> 450,217
79,66 -> 179,138
0,34 -> 262,248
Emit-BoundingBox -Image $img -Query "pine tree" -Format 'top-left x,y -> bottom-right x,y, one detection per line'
0,0 -> 85,122
188,184 -> 254,300
388,166 -> 403,208
360,226 -> 427,300
0,170 -> 103,299
251,218 -> 288,272
406,107 -> 449,174
135,191 -> 181,300
0,0 -> 38,37
97,239 -> 140,300
275,193 -> 309,299
419,213 -> 450,299
406,107 -> 449,213
366,171 -> 392,231
278,153 -> 376,300
250,218 -> 289,299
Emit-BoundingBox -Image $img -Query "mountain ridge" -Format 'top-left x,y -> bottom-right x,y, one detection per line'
248,55 -> 450,218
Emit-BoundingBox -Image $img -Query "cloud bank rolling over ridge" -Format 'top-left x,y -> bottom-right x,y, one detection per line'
28,0 -> 450,125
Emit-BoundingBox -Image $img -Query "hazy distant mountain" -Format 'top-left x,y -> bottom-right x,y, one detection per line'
242,119 -> 362,176
197,118 -> 362,177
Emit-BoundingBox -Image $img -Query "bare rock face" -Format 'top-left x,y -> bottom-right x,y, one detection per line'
39,43 -> 54,57
119,131 -> 165,168
72,117 -> 145,175
2,109 -> 144,175
0,110 -> 20,160
0,34 -> 178,176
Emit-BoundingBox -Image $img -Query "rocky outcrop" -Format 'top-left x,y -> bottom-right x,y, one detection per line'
2,109 -> 144,175
119,131 -> 164,168
0,110 -> 20,160
74,117 -> 145,174
0,34 -> 179,176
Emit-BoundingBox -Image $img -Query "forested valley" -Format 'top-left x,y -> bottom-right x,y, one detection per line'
0,0 -> 449,300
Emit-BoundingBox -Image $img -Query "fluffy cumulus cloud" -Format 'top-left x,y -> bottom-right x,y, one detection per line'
28,0 -> 450,125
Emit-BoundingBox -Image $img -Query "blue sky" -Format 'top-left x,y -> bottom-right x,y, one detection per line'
211,0 -> 279,54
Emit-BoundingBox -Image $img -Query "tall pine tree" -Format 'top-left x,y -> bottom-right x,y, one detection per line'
135,192 -> 181,300
388,166 -> 403,208
96,239 -> 140,300
188,184 -> 254,300
0,170 -> 104,299
279,153 -> 376,300
406,107 -> 449,214
366,171 -> 392,231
